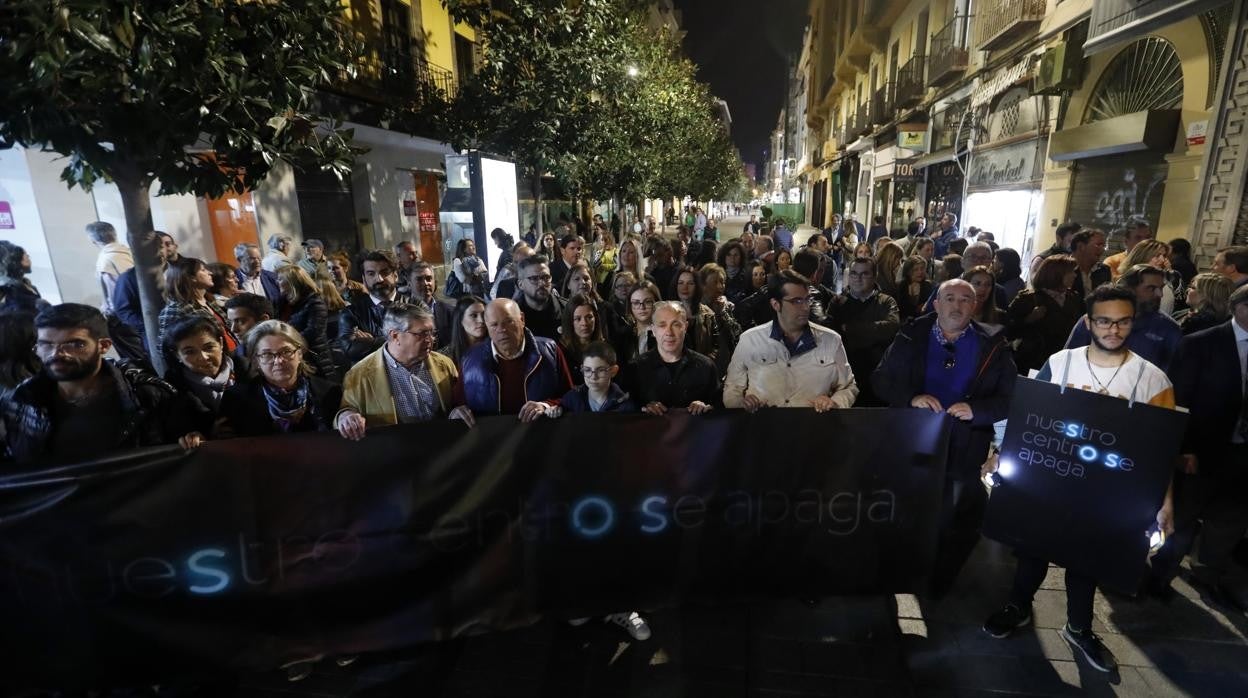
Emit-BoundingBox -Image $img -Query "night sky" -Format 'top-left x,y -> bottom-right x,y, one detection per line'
674,0 -> 809,179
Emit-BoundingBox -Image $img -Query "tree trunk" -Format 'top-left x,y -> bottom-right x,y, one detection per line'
532,169 -> 544,237
116,176 -> 167,375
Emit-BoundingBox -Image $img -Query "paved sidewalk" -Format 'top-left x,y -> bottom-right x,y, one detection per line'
237,538 -> 1248,697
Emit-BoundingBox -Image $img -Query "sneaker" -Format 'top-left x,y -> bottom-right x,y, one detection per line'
983,604 -> 1032,639
607,611 -> 651,641
1061,624 -> 1117,673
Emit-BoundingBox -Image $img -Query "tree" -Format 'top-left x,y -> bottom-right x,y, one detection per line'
0,0 -> 360,372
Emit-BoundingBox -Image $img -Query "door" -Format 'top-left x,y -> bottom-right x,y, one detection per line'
293,168 -> 359,255
207,191 -> 259,264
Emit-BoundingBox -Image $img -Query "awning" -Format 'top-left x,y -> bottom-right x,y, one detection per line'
1048,110 -> 1180,161
1085,0 -> 1227,56
913,147 -> 957,169
971,58 -> 1037,110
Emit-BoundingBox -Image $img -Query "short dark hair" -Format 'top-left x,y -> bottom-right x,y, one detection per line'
872,215 -> 884,225
1070,228 -> 1106,251
1085,284 -> 1137,316
582,340 -> 618,366
35,303 -> 108,340
1219,245 -> 1248,274
518,254 -> 549,274
224,293 -> 275,320
1055,221 -> 1081,241
360,249 -> 398,270
807,233 -> 826,247
409,260 -> 435,278
767,269 -> 811,302
167,316 -> 223,349
559,233 -> 580,249
1118,263 -> 1164,290
1168,238 -> 1192,258
849,256 -> 877,274
791,248 -> 823,277
1230,284 -> 1248,310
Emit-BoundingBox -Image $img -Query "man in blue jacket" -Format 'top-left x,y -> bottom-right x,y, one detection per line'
457,298 -> 574,421
1064,263 -> 1182,372
233,243 -> 281,306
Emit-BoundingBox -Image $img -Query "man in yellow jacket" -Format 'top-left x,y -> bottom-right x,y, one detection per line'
335,301 -> 474,439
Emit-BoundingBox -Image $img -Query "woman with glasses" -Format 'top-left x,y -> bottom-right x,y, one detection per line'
217,320 -> 342,436
558,293 -> 605,384
614,280 -> 662,392
1005,254 -> 1083,374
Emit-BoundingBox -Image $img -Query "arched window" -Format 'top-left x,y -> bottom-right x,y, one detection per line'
1084,37 -> 1183,125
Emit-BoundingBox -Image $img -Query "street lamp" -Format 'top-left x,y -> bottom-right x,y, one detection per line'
627,65 -> 640,78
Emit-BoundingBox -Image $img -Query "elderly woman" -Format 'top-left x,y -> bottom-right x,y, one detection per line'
1178,272 -> 1234,335
217,320 -> 342,436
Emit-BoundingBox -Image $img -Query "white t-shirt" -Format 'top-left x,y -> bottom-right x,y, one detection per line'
1036,347 -> 1175,407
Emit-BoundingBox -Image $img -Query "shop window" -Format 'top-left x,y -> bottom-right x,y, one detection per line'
1083,37 -> 1183,125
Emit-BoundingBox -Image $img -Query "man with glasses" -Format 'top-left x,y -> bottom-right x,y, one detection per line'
635,302 -> 719,415
515,254 -> 565,341
335,302 -> 472,440
723,269 -> 858,412
337,250 -> 408,364
828,256 -> 900,406
1064,264 -> 1182,372
873,279 -> 1017,597
981,284 -> 1174,673
458,298 -> 574,420
2,303 -> 189,462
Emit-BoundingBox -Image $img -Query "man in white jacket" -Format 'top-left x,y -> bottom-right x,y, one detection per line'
723,269 -> 858,412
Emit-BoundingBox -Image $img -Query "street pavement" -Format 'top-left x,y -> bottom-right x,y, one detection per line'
232,214 -> 1248,696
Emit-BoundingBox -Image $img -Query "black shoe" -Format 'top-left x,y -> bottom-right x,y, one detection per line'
1061,624 -> 1117,673
982,604 -> 1032,639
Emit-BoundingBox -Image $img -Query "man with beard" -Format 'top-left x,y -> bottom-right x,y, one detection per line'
635,302 -> 719,415
1,303 -> 188,462
337,250 -> 408,364
514,255 -> 565,341
408,261 -> 455,342
828,256 -> 900,406
1064,264 -> 1182,372
233,242 -> 281,305
873,279 -> 1017,596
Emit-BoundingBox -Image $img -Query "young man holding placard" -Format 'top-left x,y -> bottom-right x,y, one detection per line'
981,285 -> 1176,673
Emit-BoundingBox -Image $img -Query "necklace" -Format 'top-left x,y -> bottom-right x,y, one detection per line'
1085,347 -> 1128,395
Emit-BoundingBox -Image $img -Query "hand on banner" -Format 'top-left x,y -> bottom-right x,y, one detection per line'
643,402 -> 668,416
688,401 -> 713,415
946,402 -> 974,421
449,406 -> 476,427
742,394 -> 768,413
1180,454 -> 1198,475
519,401 -> 555,422
980,452 -> 999,480
178,432 -> 204,450
810,395 -> 839,413
910,394 -> 943,412
1156,502 -> 1174,536
337,411 -> 368,440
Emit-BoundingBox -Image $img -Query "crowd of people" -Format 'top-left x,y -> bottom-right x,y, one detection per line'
1,212 -> 1247,677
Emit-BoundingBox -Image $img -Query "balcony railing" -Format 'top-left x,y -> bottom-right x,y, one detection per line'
977,0 -> 1044,51
895,55 -> 925,109
870,84 -> 894,125
338,38 -> 458,108
929,15 -> 971,87
856,101 -> 872,136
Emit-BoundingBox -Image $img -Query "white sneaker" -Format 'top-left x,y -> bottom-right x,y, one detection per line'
607,611 -> 651,641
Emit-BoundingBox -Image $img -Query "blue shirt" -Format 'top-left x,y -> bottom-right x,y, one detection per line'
769,320 -> 817,358
924,323 -> 979,407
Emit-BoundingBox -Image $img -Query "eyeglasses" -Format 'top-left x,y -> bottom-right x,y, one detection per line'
581,366 -> 613,377
781,296 -> 812,307
942,342 -> 957,370
402,329 -> 438,342
1090,317 -> 1133,330
34,339 -> 92,355
257,347 -> 300,364
630,300 -> 657,309
847,271 -> 874,278
524,274 -> 553,284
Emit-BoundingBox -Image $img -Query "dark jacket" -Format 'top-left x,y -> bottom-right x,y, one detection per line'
234,268 -> 282,305
1071,263 -> 1112,300
515,292 -> 566,341
872,315 -> 1017,480
1,360 -> 185,463
337,293 -> 407,364
634,349 -> 720,408
459,329 -> 574,414
932,228 -> 959,258
733,290 -> 774,330
217,375 -> 341,437
1178,309 -> 1226,336
1170,321 -> 1245,467
281,294 -> 337,381
1005,288 -> 1085,374
724,268 -> 752,304
0,280 -> 45,315
112,267 -> 148,351
162,357 -> 250,436
828,290 -> 901,406
560,383 -> 638,413
896,281 -> 934,321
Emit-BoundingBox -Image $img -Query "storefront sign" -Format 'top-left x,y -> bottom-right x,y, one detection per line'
898,126 -> 928,151
402,199 -> 418,216
983,378 -> 1185,593
1186,120 -> 1208,147
968,139 -> 1041,191
0,201 -> 13,229
895,160 -> 918,183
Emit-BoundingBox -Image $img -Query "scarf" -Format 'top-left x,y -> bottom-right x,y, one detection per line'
261,377 -> 311,433
183,355 -> 235,410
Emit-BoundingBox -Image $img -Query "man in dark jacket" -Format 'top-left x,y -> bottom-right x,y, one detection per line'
931,212 -> 961,259
635,302 -> 719,414
872,279 -> 1017,595
457,299 -> 574,420
829,256 -> 900,406
337,250 -> 407,364
515,255 -> 566,341
233,242 -> 282,306
2,303 -> 188,463
1069,229 -> 1111,301
408,261 -> 455,342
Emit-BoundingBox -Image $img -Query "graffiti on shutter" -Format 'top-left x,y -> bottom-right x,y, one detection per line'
1065,153 -> 1168,252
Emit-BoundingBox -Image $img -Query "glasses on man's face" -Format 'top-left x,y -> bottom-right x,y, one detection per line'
34,339 -> 91,356
581,366 -> 612,378
781,296 -> 812,307
848,270 -> 874,279
257,347 -> 300,364
403,329 -> 437,342
1091,316 -> 1133,330
631,299 -> 656,309
525,274 -> 553,285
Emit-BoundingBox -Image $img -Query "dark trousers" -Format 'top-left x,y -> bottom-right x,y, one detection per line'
1008,554 -> 1095,631
929,477 -> 988,597
1153,445 -> 1248,586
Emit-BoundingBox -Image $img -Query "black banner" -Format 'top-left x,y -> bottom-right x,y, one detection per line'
0,409 -> 949,687
983,378 -> 1186,592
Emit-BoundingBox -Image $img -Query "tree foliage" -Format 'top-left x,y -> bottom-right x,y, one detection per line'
436,0 -> 742,204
